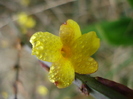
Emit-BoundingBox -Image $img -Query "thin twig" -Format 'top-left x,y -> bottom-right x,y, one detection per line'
14,39 -> 22,99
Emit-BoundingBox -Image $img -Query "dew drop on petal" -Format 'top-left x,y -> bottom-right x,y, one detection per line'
35,51 -> 39,55
39,46 -> 44,50
88,57 -> 93,61
81,45 -> 84,48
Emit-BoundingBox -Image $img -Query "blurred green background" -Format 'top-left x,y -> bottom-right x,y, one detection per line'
0,0 -> 133,99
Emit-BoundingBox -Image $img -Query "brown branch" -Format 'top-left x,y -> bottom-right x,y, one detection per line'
13,39 -> 22,99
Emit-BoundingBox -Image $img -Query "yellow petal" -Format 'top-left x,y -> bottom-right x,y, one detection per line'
30,32 -> 63,62
72,31 -> 100,58
49,58 -> 74,88
72,57 -> 98,74
59,19 -> 81,46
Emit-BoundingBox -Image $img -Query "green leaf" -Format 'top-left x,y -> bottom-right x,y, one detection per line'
82,17 -> 133,46
127,0 -> 133,8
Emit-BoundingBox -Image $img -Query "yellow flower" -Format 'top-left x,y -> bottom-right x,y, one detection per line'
17,12 -> 36,29
37,85 -> 48,96
30,19 -> 100,88
1,92 -> 8,99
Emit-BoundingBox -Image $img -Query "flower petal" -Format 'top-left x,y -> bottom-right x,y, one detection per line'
30,32 -> 62,62
49,58 -> 74,88
59,19 -> 81,46
72,31 -> 100,58
72,57 -> 98,74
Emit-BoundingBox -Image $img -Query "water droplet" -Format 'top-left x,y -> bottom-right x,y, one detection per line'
42,39 -> 45,42
73,56 -> 77,60
50,79 -> 55,82
36,41 -> 41,46
77,58 -> 82,63
39,46 -> 44,50
35,51 -> 39,55
32,35 -> 36,39
39,54 -> 43,59
87,62 -> 90,65
90,63 -> 93,65
66,82 -> 69,85
88,58 -> 93,61
73,45 -> 77,49
89,66 -> 94,70
51,75 -> 55,78
81,45 -> 84,48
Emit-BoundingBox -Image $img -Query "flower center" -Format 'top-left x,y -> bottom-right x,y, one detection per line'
61,46 -> 71,58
